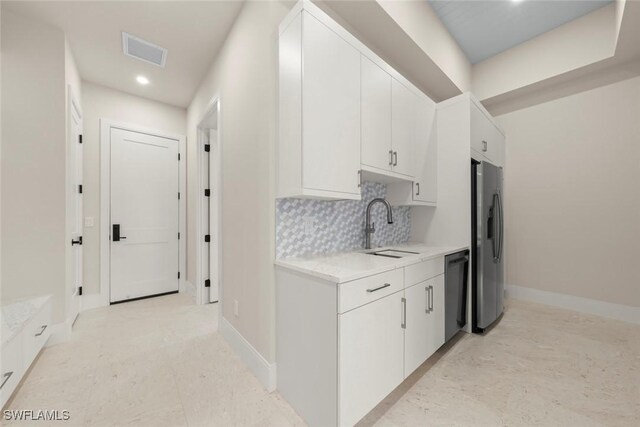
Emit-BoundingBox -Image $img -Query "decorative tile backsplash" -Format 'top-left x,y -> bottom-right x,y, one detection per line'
275,181 -> 411,258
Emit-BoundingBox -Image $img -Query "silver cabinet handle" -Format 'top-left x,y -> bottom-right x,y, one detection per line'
0,372 -> 13,390
425,286 -> 429,313
429,285 -> 434,312
35,325 -> 47,337
393,151 -> 398,166
401,297 -> 406,329
482,140 -> 488,152
388,150 -> 394,166
366,283 -> 390,293
416,182 -> 420,196
358,170 -> 362,188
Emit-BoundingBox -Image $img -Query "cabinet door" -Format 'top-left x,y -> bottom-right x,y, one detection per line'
429,274 -> 445,355
413,97 -> 437,203
339,292 -> 404,427
404,280 -> 431,376
391,79 -> 417,177
361,56 -> 392,172
404,275 -> 445,376
302,13 -> 361,196
470,103 -> 504,167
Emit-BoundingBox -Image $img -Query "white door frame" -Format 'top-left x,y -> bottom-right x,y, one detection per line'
66,85 -> 83,324
196,96 -> 222,306
100,120 -> 186,306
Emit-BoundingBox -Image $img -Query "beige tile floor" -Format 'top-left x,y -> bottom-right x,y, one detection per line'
5,294 -> 640,426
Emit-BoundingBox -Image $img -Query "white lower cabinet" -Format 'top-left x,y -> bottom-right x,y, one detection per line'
339,292 -> 405,427
404,275 -> 445,375
277,256 -> 447,427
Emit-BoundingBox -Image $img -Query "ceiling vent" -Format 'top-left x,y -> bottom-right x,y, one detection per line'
122,32 -> 167,68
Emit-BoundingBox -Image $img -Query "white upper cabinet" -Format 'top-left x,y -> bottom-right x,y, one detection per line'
470,102 -> 505,167
278,1 -> 439,201
413,97 -> 437,204
361,56 -> 392,172
386,96 -> 437,206
391,79 -> 418,177
278,12 -> 361,200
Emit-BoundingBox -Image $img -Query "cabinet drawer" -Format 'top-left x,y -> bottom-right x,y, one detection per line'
22,302 -> 52,367
338,269 -> 403,313
1,337 -> 23,409
405,257 -> 444,287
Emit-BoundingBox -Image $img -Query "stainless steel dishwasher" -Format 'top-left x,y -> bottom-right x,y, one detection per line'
445,250 -> 470,342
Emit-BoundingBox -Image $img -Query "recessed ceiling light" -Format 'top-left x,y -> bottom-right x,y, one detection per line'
136,75 -> 150,85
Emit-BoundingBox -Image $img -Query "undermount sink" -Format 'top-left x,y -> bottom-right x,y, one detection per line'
367,249 -> 420,259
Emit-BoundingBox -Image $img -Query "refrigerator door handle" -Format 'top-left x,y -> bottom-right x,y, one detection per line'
491,193 -> 499,261
497,192 -> 504,262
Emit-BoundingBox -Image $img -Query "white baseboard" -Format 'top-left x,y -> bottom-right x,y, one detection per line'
185,280 -> 196,299
81,293 -> 106,312
47,320 -> 72,346
220,317 -> 277,391
506,285 -> 640,325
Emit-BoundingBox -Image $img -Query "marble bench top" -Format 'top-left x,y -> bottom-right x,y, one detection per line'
275,242 -> 469,283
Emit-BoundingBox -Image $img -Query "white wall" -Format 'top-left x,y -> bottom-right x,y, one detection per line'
1,9 -> 67,322
187,0 -> 293,363
496,76 -> 640,308
80,81 -> 186,297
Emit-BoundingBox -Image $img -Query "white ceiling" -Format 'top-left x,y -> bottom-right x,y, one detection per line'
2,1 -> 245,108
429,0 -> 613,64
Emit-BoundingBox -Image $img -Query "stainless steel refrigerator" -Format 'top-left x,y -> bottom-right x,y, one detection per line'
471,160 -> 504,332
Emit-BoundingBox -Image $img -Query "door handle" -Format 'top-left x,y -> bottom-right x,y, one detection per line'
491,193 -> 499,261
35,325 -> 48,337
71,236 -> 83,246
497,192 -> 504,261
389,150 -> 394,166
482,140 -> 488,152
416,182 -> 420,196
393,151 -> 398,166
112,224 -> 127,242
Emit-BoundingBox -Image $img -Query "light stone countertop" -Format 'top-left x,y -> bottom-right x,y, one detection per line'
1,295 -> 52,345
274,242 -> 469,283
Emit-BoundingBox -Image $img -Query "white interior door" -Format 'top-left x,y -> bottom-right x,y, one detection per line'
208,129 -> 219,303
110,128 -> 179,303
69,100 -> 82,324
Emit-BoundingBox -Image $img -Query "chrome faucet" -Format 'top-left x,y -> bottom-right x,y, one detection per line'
365,198 -> 394,250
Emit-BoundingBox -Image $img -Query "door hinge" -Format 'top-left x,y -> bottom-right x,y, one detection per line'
78,184 -> 83,194
204,189 -> 210,197
78,286 -> 83,296
204,144 -> 210,152
204,279 -> 211,288
178,192 -> 181,200
178,272 -> 181,279
204,235 -> 210,243
178,153 -> 181,161
78,135 -> 83,144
